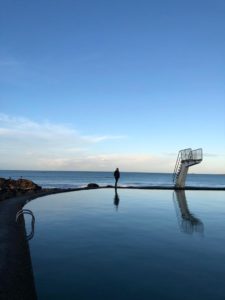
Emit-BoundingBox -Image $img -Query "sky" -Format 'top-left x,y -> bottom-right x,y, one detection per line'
0,0 -> 224,173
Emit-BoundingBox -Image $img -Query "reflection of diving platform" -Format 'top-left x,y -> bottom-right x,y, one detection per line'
173,148 -> 203,189
173,190 -> 204,235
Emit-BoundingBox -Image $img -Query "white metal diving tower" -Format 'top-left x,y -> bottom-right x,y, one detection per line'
173,148 -> 203,189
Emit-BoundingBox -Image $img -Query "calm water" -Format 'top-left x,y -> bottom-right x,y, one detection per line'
0,170 -> 224,188
25,189 -> 225,300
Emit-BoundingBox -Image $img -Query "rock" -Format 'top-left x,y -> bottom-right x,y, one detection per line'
16,178 -> 41,191
0,178 -> 42,201
106,185 -> 114,188
87,183 -> 99,188
0,178 -> 41,191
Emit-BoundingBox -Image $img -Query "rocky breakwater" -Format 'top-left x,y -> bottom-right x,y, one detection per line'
0,178 -> 42,201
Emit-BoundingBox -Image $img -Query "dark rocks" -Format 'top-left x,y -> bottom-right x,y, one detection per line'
0,178 -> 42,201
106,185 -> 114,188
87,183 -> 99,188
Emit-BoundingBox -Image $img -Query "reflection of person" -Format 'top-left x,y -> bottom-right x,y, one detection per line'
114,190 -> 120,211
114,168 -> 120,188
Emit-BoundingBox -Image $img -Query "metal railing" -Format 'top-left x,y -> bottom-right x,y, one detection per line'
191,148 -> 203,161
16,209 -> 35,241
173,148 -> 203,183
180,148 -> 193,161
173,148 -> 191,182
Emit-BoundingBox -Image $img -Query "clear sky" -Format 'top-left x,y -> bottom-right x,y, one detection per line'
0,0 -> 224,173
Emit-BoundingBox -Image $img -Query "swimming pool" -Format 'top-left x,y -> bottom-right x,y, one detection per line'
25,189 -> 225,300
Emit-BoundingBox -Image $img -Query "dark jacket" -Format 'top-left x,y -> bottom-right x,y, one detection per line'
114,169 -> 120,180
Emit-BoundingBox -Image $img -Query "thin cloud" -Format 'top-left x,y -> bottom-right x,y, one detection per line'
34,153 -> 175,172
0,115 -> 171,171
0,114 -> 124,143
0,114 -> 126,169
83,135 -> 127,143
1,114 -> 223,172
204,153 -> 222,157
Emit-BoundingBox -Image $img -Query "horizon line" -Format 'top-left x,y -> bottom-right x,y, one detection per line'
0,169 -> 224,176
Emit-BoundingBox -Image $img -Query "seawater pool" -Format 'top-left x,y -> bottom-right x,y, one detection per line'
25,189 -> 225,300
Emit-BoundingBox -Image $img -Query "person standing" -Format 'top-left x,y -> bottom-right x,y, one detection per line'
114,168 -> 120,189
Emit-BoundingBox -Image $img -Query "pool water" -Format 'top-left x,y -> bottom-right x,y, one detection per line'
25,189 -> 225,300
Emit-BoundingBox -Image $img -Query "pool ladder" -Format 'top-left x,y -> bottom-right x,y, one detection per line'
16,209 -> 35,241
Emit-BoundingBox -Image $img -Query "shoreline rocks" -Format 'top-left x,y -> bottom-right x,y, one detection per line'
0,178 -> 42,201
87,183 -> 99,188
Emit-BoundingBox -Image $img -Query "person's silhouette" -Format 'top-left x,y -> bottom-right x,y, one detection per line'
114,168 -> 120,189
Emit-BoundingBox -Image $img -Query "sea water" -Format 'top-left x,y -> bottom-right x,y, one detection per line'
0,170 -> 224,188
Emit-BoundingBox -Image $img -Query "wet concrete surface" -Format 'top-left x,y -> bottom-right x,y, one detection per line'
0,196 -> 37,300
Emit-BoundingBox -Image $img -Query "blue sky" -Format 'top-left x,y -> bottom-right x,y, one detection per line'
0,0 -> 224,173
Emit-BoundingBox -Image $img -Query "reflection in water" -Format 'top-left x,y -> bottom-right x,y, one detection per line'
173,190 -> 204,235
16,209 -> 35,240
26,215 -> 35,241
114,190 -> 120,211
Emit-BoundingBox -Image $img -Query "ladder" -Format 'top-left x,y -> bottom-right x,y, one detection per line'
16,209 -> 35,241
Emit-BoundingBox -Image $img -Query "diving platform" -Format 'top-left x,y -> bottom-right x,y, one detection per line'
173,148 -> 203,189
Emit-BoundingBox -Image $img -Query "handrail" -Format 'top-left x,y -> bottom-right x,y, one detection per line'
173,148 -> 192,182
173,150 -> 181,182
16,209 -> 35,241
16,209 -> 35,221
180,148 -> 192,161
191,148 -> 203,161
173,148 -> 203,184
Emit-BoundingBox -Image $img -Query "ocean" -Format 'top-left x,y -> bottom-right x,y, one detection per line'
0,170 -> 224,189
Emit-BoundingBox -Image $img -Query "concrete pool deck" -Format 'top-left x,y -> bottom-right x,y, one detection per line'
0,194 -> 37,299
0,185 -> 225,299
